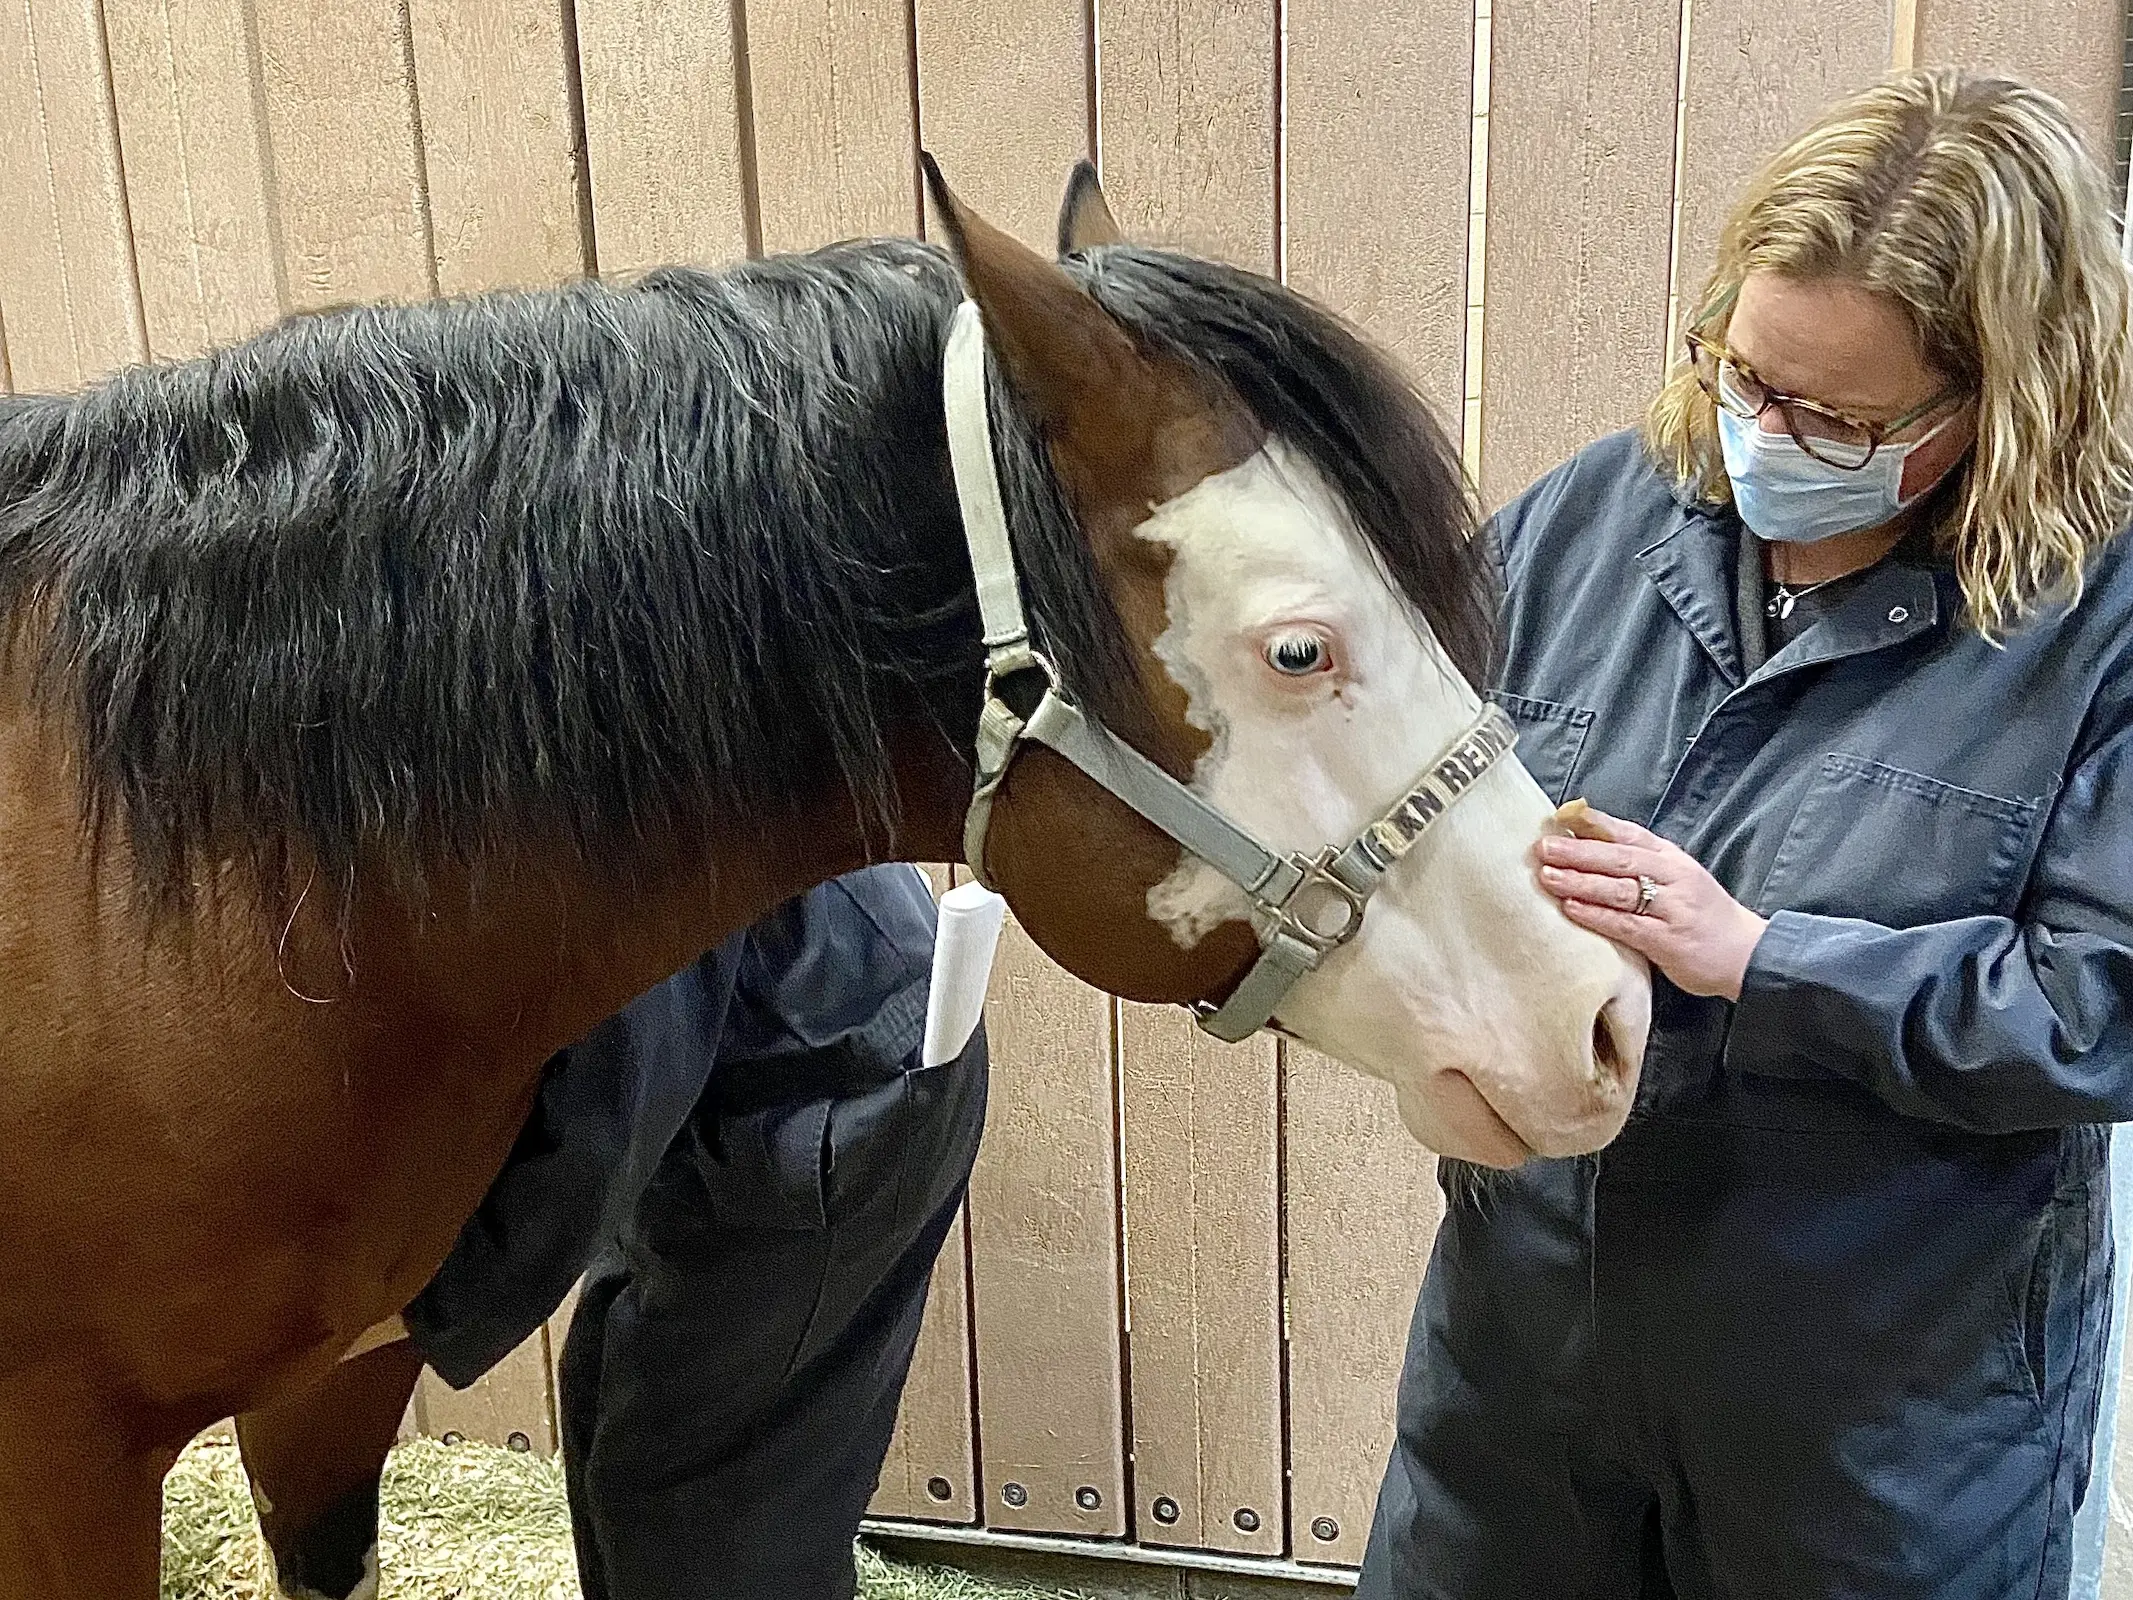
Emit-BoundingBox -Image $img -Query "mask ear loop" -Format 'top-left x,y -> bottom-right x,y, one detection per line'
1889,406 -> 1972,511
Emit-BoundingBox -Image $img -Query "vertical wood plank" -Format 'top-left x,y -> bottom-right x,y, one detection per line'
1096,0 -> 1277,271
965,917 -> 1127,1536
1916,0 -> 2122,161
1118,1008 -> 1283,1556
1673,0 -> 1892,340
406,0 -> 587,294
574,0 -> 750,274
1474,0 -> 1681,506
252,0 -> 433,307
103,0 -> 283,359
746,0 -> 918,252
870,1207 -> 980,1523
0,0 -> 145,390
1285,0 -> 1475,404
912,0 -> 1089,247
1282,1046 -> 1442,1568
417,1330 -> 560,1458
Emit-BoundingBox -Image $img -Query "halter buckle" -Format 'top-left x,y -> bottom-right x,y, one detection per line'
1260,846 -> 1370,958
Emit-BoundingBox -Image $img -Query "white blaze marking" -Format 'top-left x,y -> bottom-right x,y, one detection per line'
1124,438 -> 1649,1161
1131,440 -> 1477,949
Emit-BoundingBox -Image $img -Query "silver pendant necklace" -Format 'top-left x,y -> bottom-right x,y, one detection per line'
1765,574 -> 1842,620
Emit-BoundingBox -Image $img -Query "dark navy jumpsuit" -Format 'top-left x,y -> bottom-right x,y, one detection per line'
1359,431 -> 2133,1599
402,863 -> 987,1600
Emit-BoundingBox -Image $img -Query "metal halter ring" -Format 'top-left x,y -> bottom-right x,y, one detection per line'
1634,874 -> 1660,916
1263,847 -> 1371,956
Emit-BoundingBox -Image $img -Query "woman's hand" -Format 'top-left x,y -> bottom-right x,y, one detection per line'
1538,803 -> 1768,1001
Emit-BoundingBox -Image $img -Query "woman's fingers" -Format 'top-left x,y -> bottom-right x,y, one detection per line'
1549,799 -> 1768,1002
1539,834 -> 1664,879
1539,865 -> 1648,912
1557,801 -> 1663,851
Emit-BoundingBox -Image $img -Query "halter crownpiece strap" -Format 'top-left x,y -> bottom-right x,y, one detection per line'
941,299 -> 1516,1043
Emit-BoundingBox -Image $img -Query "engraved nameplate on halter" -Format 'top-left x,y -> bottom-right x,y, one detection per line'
1363,706 -> 1518,867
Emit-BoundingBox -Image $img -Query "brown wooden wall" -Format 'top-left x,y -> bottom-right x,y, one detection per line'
2,0 -> 2124,1578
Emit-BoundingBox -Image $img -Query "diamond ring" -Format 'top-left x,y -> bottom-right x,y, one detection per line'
1633,874 -> 1660,916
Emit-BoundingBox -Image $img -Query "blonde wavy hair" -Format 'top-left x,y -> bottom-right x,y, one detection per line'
1648,68 -> 2133,635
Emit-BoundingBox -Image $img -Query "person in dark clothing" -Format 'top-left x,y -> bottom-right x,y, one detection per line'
404,863 -> 988,1600
1359,70 -> 2133,1600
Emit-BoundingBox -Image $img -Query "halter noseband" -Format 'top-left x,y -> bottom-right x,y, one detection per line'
942,300 -> 1515,1043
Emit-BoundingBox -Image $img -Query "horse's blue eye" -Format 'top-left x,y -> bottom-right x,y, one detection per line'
1267,635 -> 1327,675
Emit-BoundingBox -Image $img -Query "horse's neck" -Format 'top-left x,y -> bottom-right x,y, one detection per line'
331,719 -> 973,1071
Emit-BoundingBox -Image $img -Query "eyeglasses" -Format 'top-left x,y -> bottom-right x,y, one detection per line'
1685,329 -> 1968,470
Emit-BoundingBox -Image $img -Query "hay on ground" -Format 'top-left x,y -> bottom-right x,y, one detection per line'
161,1437 -> 1094,1600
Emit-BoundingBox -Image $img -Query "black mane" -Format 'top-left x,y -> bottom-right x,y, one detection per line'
0,237 -> 1489,911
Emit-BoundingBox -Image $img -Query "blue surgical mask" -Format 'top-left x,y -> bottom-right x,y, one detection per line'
1716,406 -> 1958,544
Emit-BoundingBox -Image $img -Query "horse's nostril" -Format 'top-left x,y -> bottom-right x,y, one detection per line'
1591,1007 -> 1624,1086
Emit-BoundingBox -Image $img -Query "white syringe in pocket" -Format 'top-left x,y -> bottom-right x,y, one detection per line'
921,880 -> 1008,1067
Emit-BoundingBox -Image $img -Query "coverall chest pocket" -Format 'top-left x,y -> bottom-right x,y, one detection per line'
1756,752 -> 2046,927
1491,692 -> 1594,808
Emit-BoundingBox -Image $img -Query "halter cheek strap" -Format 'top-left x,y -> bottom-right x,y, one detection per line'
942,300 -> 1514,1043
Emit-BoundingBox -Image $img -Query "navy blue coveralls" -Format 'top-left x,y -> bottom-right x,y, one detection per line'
1359,431 -> 2133,1600
402,864 -> 987,1600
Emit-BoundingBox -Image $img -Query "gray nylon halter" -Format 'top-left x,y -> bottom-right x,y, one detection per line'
942,299 -> 1516,1043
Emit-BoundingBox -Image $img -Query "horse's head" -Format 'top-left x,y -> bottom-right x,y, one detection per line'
923,161 -> 1648,1168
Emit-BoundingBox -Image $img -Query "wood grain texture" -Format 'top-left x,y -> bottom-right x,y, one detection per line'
1285,0 -> 1475,405
416,1330 -> 559,1457
1282,1046 -> 1441,1568
103,0 -> 283,358
912,0 -> 1089,248
1096,0 -> 1277,272
1474,0 -> 1681,507
1916,0 -> 2122,160
252,0 -> 433,306
407,0 -> 587,293
747,0 -> 918,252
1117,1006 -> 1282,1556
1893,0 -> 1922,68
0,0 -> 145,390
965,915 -> 1127,1536
869,1207 -> 979,1523
575,0 -> 749,273
1673,0 -> 1892,341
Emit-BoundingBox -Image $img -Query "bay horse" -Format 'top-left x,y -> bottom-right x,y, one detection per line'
0,160 -> 1646,1598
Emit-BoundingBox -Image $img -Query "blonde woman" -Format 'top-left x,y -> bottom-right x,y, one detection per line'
1359,70 -> 2133,1598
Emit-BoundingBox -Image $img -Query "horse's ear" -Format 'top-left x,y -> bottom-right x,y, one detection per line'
920,152 -> 1260,515
920,151 -> 1149,448
1056,160 -> 1123,257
